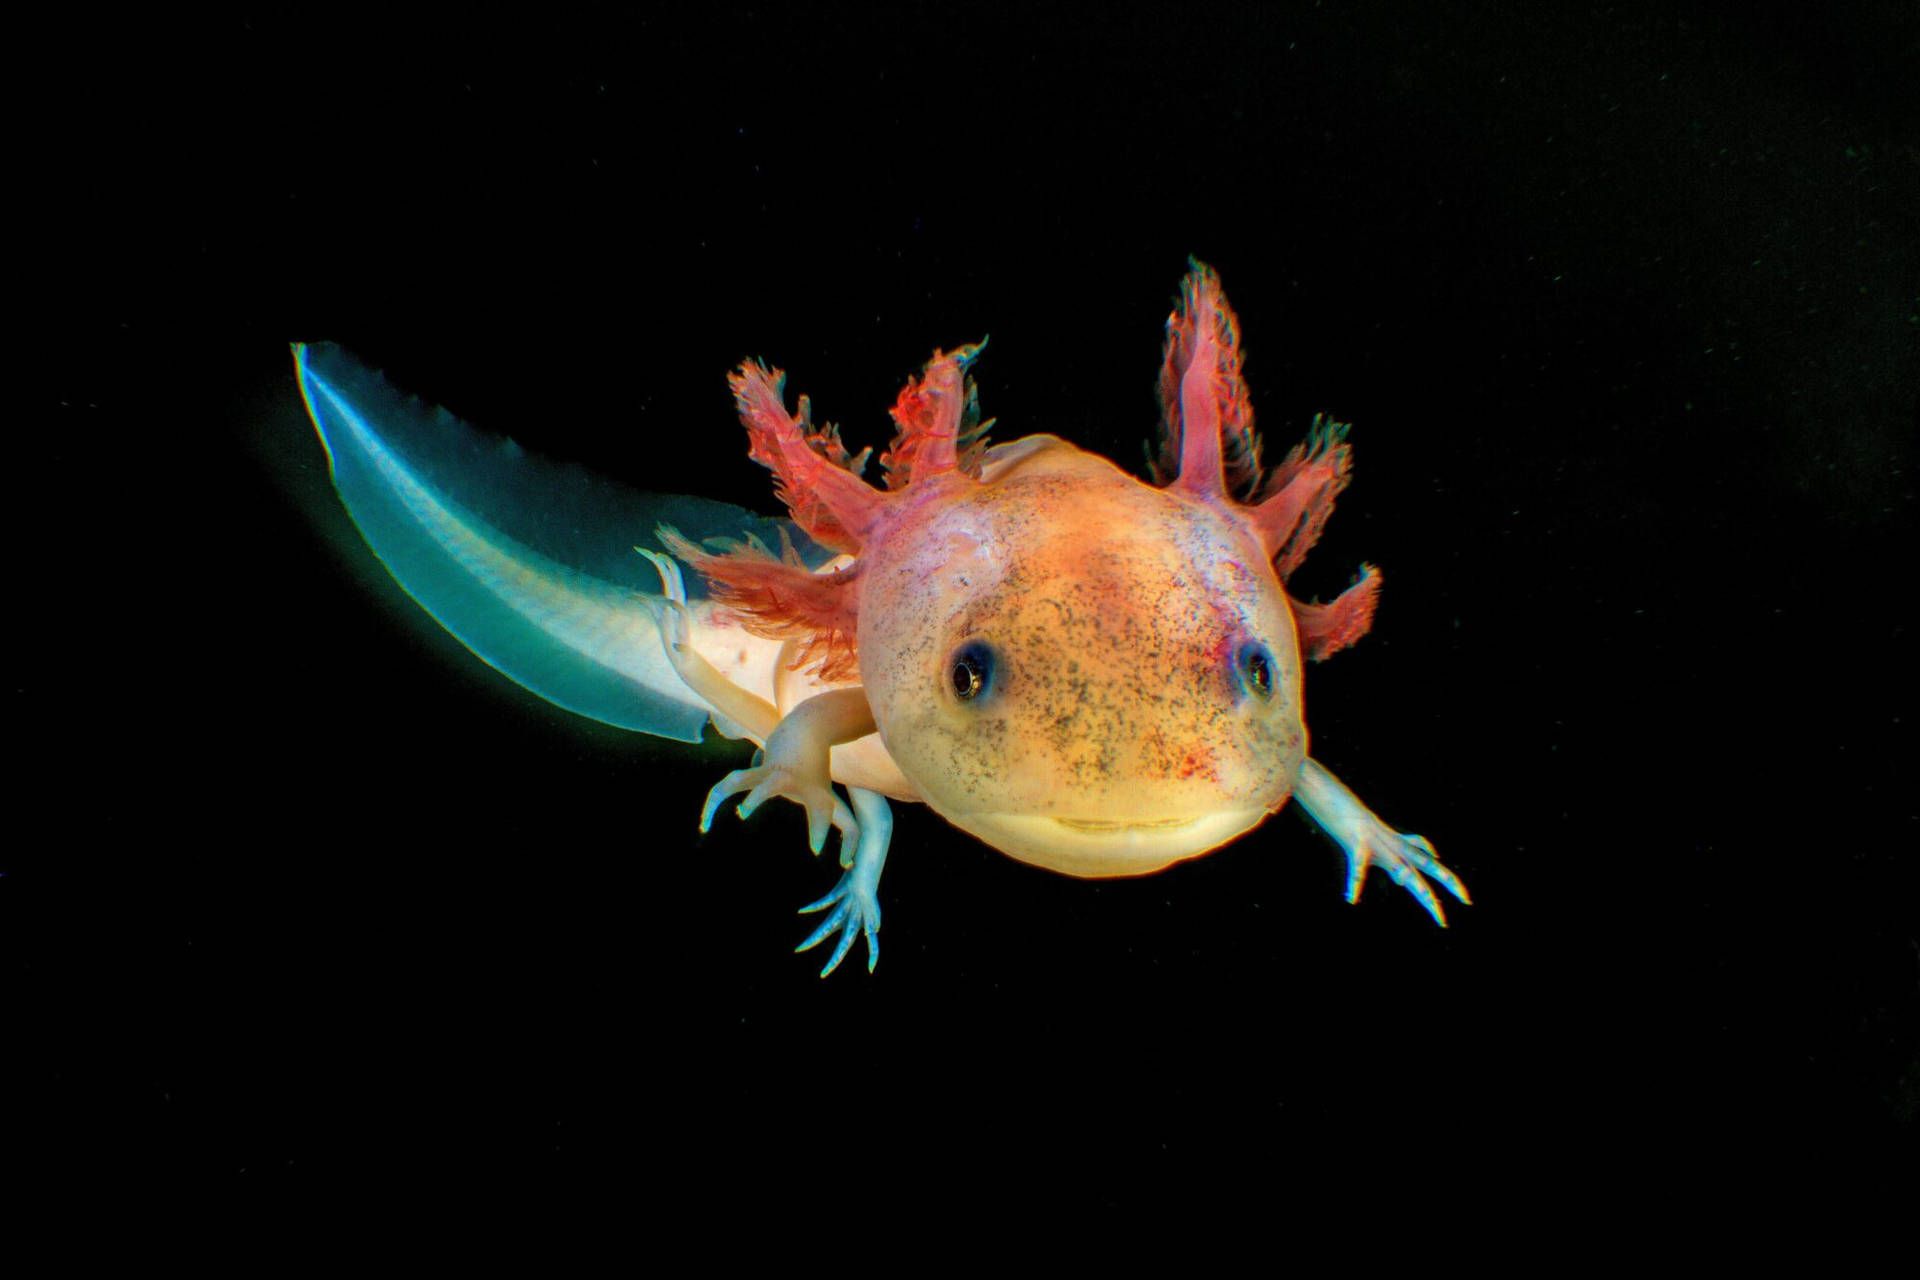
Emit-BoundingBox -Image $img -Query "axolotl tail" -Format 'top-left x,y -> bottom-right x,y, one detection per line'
291,343 -> 826,743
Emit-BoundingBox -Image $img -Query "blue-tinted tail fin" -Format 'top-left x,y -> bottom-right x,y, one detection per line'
293,342 -> 811,743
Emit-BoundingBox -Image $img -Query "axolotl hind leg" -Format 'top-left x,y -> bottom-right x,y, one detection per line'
695,690 -> 890,975
1291,758 -> 1471,926
794,785 -> 893,976
642,548 -> 894,975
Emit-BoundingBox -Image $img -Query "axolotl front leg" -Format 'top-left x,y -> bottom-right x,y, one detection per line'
641,549 -> 893,975
703,689 -> 891,976
1292,759 -> 1471,926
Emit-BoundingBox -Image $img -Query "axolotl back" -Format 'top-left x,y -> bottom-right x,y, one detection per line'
295,261 -> 1469,975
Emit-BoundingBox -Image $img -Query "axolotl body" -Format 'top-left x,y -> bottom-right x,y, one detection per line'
294,262 -> 1468,974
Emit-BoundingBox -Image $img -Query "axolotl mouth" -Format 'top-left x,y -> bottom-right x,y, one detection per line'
941,807 -> 1271,879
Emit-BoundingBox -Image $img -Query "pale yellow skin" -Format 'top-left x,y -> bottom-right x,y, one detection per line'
670,434 -> 1306,879
648,266 -> 1471,966
858,437 -> 1304,876
293,295 -> 1468,980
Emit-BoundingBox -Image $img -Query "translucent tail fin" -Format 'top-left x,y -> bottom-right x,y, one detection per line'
292,343 -> 820,743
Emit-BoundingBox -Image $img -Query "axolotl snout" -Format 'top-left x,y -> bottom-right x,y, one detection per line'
294,261 -> 1469,974
856,426 -> 1306,875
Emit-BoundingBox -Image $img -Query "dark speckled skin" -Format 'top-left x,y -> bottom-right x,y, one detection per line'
857,436 -> 1306,875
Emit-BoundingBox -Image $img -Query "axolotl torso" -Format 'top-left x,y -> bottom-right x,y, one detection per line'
295,262 -> 1468,974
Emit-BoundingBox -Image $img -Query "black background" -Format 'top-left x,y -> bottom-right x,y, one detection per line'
21,3 -> 1917,1198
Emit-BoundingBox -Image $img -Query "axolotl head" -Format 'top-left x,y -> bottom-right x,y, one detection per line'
857,443 -> 1306,876
691,262 -> 1377,878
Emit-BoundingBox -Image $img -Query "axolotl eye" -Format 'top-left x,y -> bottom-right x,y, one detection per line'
948,639 -> 997,703
1235,640 -> 1275,701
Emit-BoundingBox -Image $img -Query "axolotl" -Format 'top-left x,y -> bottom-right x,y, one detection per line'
293,261 -> 1469,975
